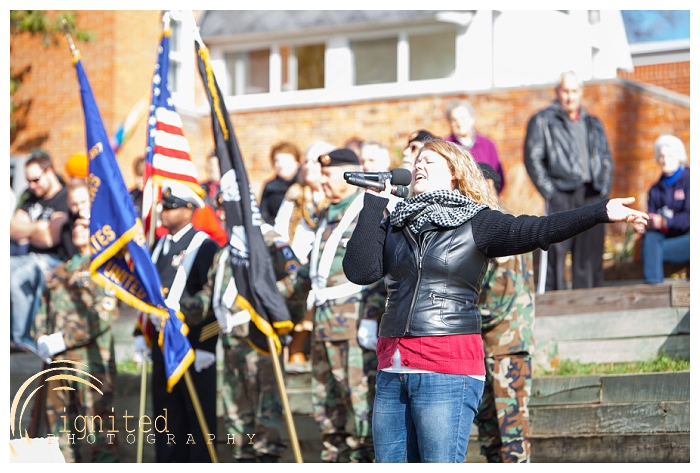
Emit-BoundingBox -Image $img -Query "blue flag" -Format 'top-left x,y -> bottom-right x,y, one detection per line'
74,54 -> 193,392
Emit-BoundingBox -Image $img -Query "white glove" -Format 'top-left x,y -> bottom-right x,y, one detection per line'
357,319 -> 378,351
165,299 -> 180,313
133,335 -> 151,362
36,332 -> 67,363
193,349 -> 216,373
149,312 -> 163,329
214,307 -> 251,335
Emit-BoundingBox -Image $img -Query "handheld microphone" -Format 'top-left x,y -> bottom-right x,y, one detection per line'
343,168 -> 412,185
344,168 -> 412,198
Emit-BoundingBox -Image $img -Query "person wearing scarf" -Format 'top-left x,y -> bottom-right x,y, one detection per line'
343,139 -> 648,463
633,135 -> 690,284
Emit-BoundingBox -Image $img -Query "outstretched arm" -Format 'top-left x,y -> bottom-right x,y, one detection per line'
474,197 -> 648,258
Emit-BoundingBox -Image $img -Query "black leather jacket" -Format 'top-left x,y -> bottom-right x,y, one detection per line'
524,100 -> 614,200
379,219 -> 488,337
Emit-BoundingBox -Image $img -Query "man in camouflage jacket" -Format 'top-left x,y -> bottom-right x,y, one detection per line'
474,163 -> 535,463
32,217 -> 119,463
179,226 -> 302,463
299,149 -> 386,463
475,252 -> 536,463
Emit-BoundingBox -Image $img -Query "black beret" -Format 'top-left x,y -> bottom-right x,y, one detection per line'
318,148 -> 360,167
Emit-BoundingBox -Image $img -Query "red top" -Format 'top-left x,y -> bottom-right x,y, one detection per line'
376,334 -> 486,376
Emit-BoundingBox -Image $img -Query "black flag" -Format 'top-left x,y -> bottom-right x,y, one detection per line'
195,40 -> 293,355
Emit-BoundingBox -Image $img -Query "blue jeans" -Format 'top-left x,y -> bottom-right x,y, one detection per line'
641,231 -> 690,284
10,253 -> 62,352
373,370 -> 484,463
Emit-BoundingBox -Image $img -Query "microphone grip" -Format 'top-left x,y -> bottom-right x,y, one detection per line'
345,175 -> 386,191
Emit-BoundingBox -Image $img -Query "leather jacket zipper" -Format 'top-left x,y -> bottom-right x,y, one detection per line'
405,229 -> 424,334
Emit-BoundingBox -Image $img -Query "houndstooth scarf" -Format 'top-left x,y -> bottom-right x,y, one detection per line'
390,189 -> 487,234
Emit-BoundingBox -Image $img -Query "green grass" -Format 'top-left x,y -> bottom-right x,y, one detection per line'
537,352 -> 689,377
117,359 -> 152,374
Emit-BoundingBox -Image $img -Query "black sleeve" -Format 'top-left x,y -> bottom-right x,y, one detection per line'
523,112 -> 556,200
259,183 -> 272,224
472,199 -> 612,258
343,193 -> 390,285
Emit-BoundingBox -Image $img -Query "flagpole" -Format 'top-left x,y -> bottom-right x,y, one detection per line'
267,335 -> 304,463
183,370 -> 219,463
148,182 -> 158,246
136,355 -> 148,462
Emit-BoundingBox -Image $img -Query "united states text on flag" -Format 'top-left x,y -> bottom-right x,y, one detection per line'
73,52 -> 193,393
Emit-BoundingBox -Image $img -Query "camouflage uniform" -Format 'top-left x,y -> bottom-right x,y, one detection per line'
220,332 -> 286,461
181,241 -> 294,462
32,254 -> 119,463
302,192 -> 386,462
474,252 -> 536,463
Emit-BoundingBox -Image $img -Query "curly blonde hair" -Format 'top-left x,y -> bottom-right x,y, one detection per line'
420,139 -> 500,209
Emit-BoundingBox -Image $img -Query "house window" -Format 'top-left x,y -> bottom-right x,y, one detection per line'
295,43 -> 325,90
408,31 -> 456,81
168,61 -> 179,92
352,37 -> 398,85
168,18 -> 183,93
226,49 -> 271,95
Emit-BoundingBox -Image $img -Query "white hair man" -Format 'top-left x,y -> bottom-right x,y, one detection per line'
523,71 -> 614,291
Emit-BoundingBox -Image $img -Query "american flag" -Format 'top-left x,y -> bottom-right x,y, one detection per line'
136,23 -> 207,353
142,26 -> 204,234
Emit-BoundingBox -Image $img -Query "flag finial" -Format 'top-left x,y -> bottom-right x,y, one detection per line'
62,19 -> 79,58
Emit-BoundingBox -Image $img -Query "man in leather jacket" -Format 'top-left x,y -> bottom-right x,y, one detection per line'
523,71 -> 614,291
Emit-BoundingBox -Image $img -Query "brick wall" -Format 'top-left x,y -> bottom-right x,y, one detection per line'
10,11 -> 161,186
618,61 -> 690,97
11,12 -> 690,219
189,81 -> 689,217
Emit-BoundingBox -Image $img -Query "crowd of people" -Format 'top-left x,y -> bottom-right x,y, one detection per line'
9,70 -> 687,463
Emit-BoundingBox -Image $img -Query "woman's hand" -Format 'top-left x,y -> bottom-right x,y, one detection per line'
366,178 -> 395,200
606,198 -> 649,226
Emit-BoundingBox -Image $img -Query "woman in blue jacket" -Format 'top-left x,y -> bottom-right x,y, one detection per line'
634,134 -> 690,284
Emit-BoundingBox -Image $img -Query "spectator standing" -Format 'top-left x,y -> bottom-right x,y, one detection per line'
10,150 -> 69,353
57,179 -> 91,261
32,216 -> 120,463
343,136 -> 364,158
444,99 -> 505,191
633,135 -> 690,284
201,151 -> 221,208
359,140 -> 392,173
260,141 -> 302,224
129,156 -> 145,218
524,71 -> 614,291
274,141 -> 335,363
291,148 -> 386,462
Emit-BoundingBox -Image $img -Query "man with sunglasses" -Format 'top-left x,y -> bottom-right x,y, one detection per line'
10,150 -> 69,353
